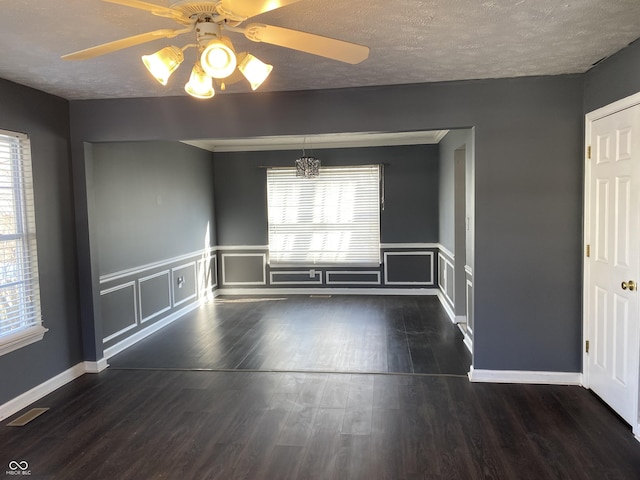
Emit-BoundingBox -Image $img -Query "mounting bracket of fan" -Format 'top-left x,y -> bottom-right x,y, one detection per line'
169,1 -> 246,25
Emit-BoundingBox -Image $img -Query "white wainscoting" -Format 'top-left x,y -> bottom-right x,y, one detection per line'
171,261 -> 198,307
270,270 -> 323,285
138,270 -> 172,323
326,271 -> 381,285
383,251 -> 435,286
221,253 -> 267,286
438,251 -> 455,308
99,247 -> 216,284
100,281 -> 138,343
197,254 -> 218,295
218,287 -> 439,296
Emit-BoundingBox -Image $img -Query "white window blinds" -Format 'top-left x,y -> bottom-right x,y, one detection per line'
267,165 -> 381,265
0,129 -> 44,354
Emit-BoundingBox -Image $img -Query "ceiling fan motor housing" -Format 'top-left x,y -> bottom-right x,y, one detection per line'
196,21 -> 222,46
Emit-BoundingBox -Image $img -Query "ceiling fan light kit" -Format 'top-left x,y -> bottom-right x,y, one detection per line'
184,62 -> 215,98
141,45 -> 184,85
201,36 -> 237,78
237,52 -> 273,91
63,0 -> 370,100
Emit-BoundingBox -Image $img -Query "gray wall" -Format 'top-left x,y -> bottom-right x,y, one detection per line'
91,141 -> 216,274
438,129 -> 474,254
69,75 -> 584,372
585,39 -> 640,113
91,141 -> 216,347
213,145 -> 439,246
438,128 -> 475,318
0,79 -> 82,405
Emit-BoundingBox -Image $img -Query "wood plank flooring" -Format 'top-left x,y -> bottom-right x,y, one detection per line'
109,295 -> 471,375
1,369 -> 640,479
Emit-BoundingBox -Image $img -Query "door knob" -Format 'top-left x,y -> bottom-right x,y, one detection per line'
622,280 -> 636,291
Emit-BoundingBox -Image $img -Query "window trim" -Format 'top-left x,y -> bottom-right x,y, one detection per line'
0,324 -> 48,356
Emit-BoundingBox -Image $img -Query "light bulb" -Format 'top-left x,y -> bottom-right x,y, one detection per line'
238,53 -> 273,91
200,37 -> 236,79
141,46 -> 184,86
185,63 -> 215,99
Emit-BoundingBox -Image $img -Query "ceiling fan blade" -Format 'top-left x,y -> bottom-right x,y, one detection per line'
102,0 -> 189,22
242,23 -> 369,64
61,29 -> 185,60
218,0 -> 302,19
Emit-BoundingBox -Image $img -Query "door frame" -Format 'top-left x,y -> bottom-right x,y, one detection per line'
584,91 -> 640,439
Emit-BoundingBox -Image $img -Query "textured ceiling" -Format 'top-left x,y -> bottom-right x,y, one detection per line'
0,0 -> 639,100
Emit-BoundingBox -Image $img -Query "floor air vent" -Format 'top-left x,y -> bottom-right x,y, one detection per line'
6,408 -> 49,427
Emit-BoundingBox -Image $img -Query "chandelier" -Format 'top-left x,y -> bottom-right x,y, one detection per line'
295,139 -> 320,178
295,156 -> 320,178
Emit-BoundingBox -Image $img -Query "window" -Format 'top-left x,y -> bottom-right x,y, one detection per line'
0,129 -> 45,356
267,165 -> 380,265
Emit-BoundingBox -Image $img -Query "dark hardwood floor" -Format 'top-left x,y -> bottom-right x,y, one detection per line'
2,295 -> 640,478
109,295 -> 471,375
2,369 -> 640,479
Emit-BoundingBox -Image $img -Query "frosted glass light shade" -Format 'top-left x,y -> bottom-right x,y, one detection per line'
201,37 -> 236,79
142,46 -> 184,85
238,53 -> 273,90
185,63 -> 215,99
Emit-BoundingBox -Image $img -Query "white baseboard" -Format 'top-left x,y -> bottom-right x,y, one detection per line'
437,291 -> 456,322
0,362 -> 87,422
84,358 -> 109,373
468,366 -> 583,385
463,333 -> 473,354
217,287 -> 439,296
103,300 -> 202,360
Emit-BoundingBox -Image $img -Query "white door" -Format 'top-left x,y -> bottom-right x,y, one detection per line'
586,103 -> 640,428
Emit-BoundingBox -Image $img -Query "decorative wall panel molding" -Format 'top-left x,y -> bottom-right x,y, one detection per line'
171,262 -> 197,307
466,276 -> 474,337
270,270 -> 323,285
197,254 -> 218,295
437,244 -> 455,260
218,287 -> 439,296
438,252 -> 455,307
326,271 -> 381,285
221,253 -> 267,286
138,270 -> 172,323
100,247 -> 216,284
215,245 -> 269,251
383,251 -> 435,285
100,281 -> 138,343
380,243 -> 440,249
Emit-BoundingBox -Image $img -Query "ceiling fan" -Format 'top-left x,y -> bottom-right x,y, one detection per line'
62,0 -> 370,99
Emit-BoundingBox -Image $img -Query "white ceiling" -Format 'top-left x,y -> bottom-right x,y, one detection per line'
1,0 -> 639,101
